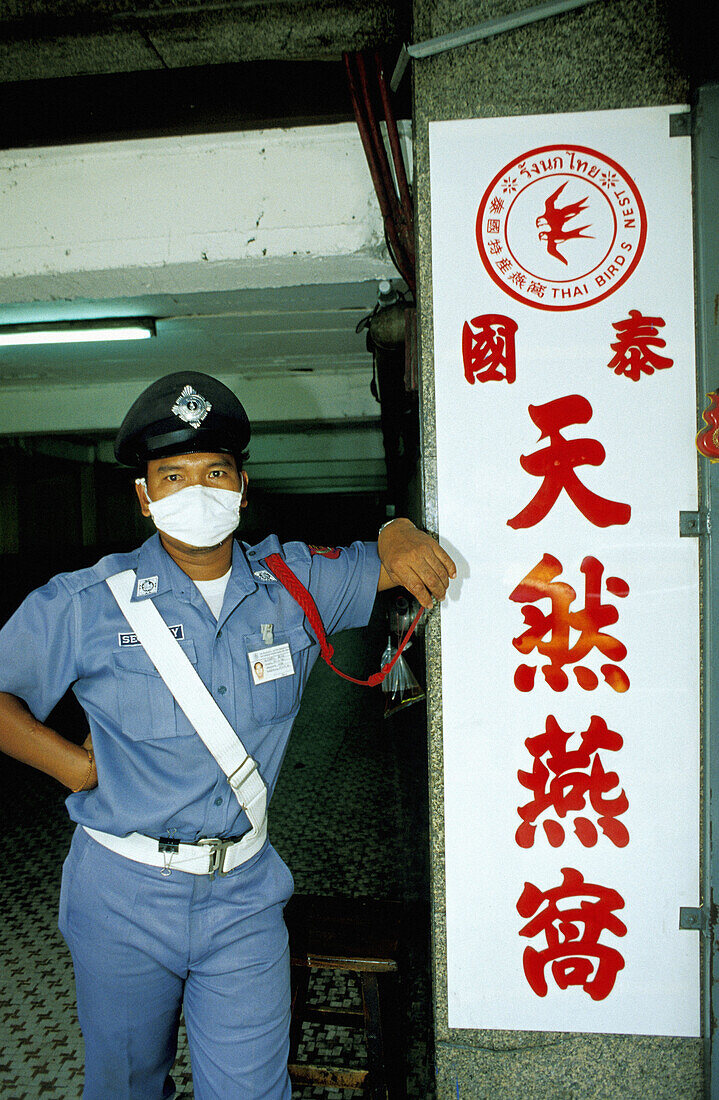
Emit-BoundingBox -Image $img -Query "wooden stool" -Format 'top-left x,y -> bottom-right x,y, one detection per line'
284,894 -> 406,1099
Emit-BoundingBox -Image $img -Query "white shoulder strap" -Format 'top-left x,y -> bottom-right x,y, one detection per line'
106,569 -> 266,840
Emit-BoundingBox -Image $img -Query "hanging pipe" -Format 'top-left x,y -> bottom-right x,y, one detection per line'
353,52 -> 414,287
374,51 -> 414,267
344,55 -> 400,260
361,52 -> 415,283
344,51 -> 416,293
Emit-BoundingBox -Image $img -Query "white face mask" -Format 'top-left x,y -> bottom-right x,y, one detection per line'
137,479 -> 243,548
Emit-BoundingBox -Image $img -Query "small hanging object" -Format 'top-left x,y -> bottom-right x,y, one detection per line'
696,392 -> 719,462
381,595 -> 425,717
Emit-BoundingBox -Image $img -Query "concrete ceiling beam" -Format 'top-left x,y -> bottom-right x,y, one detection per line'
0,369 -> 381,437
0,123 -> 400,304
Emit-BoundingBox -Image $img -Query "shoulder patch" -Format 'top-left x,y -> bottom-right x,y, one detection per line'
308,545 -> 342,559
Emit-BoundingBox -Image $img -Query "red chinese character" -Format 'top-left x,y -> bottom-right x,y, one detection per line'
608,310 -> 673,381
489,196 -> 505,214
497,258 -> 512,274
527,281 -> 546,298
488,239 -> 503,256
507,395 -> 631,529
517,867 -> 627,1000
516,715 -> 629,848
462,315 -> 518,385
510,553 -> 630,692
509,271 -> 527,288
487,218 -> 501,233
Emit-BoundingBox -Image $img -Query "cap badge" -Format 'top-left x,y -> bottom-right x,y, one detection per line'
172,385 -> 212,430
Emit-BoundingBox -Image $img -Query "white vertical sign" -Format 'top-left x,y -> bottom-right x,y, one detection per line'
430,106 -> 700,1036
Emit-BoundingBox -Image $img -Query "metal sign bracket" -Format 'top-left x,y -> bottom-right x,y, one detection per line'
670,111 -> 694,137
680,510 -> 711,537
679,906 -> 708,934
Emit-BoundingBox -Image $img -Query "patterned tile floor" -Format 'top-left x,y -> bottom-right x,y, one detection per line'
0,606 -> 435,1099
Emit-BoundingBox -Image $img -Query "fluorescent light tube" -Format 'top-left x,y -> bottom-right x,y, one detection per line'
0,319 -> 155,347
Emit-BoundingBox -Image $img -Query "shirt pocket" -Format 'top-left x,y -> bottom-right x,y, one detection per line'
243,624 -> 315,725
113,639 -> 199,741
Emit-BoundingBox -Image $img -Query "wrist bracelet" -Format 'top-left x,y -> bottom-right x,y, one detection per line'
71,747 -> 95,793
379,517 -> 417,540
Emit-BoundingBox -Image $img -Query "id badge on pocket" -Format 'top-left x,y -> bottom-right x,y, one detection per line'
248,643 -> 295,685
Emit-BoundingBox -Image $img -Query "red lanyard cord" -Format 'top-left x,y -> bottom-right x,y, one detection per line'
264,552 -> 423,688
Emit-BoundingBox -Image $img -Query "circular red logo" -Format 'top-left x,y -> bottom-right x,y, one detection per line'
476,144 -> 647,311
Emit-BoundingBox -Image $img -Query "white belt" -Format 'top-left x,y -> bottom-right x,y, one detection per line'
83,824 -> 267,877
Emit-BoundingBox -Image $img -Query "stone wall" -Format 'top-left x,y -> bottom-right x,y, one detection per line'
411,1 -> 704,1096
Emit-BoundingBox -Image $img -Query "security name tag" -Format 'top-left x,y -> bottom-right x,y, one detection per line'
248,643 -> 294,685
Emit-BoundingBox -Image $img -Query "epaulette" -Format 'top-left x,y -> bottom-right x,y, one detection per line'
243,537 -> 330,589
243,537 -> 314,568
243,534 -> 284,565
56,550 -> 140,596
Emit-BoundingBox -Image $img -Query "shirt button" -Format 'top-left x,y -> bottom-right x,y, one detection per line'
217,630 -> 223,639
214,796 -> 223,806
217,685 -> 227,695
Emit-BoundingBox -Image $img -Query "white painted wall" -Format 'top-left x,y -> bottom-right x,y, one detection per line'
0,123 -> 403,303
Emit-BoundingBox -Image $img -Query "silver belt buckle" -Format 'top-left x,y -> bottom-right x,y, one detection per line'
198,837 -> 234,878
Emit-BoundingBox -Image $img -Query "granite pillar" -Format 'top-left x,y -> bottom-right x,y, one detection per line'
412,1 -> 705,1095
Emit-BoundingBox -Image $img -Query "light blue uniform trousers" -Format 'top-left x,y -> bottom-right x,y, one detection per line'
59,827 -> 294,1100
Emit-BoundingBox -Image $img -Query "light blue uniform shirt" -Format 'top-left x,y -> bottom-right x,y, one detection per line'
0,533 -> 380,842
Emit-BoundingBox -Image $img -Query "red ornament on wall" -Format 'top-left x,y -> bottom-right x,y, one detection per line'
696,392 -> 719,462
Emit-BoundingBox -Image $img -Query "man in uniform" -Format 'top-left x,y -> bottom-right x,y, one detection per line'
0,371 -> 456,1100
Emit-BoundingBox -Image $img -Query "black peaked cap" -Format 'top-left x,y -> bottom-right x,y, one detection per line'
114,372 -> 251,467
